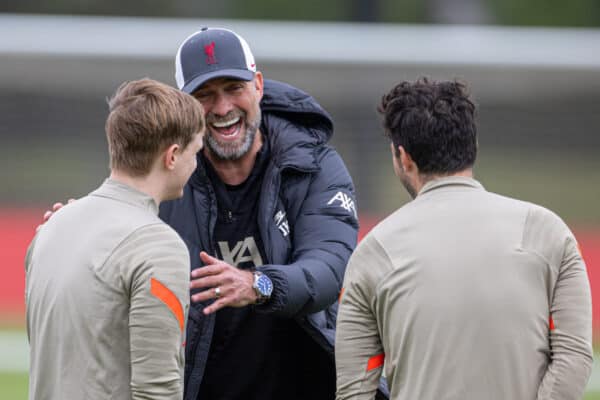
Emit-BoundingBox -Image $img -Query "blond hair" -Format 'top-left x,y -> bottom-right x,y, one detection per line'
106,78 -> 204,176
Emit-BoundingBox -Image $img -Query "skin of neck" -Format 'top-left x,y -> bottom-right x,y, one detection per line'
414,168 -> 474,193
394,144 -> 473,197
204,129 -> 264,186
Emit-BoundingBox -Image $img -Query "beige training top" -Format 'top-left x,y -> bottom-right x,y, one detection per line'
26,179 -> 190,400
336,177 -> 592,400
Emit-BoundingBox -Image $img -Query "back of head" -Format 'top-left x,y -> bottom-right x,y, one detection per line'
105,78 -> 205,176
378,78 -> 477,174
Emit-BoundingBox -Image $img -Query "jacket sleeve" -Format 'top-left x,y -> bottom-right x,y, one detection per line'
24,232 -> 39,343
117,224 -> 191,400
257,147 -> 359,317
537,229 -> 593,400
336,234 -> 388,400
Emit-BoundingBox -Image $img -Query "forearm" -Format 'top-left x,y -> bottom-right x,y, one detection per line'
130,278 -> 188,399
257,253 -> 346,317
336,290 -> 383,400
125,226 -> 190,399
537,239 -> 593,400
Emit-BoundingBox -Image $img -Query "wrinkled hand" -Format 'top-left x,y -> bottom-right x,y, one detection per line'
190,251 -> 257,314
36,199 -> 76,232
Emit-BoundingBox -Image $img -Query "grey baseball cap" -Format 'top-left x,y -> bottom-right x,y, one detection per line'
175,27 -> 257,94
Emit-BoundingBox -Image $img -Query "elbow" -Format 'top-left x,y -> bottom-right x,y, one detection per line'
131,378 -> 183,400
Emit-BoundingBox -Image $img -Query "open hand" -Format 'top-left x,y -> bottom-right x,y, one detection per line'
37,198 -> 76,232
190,251 -> 257,314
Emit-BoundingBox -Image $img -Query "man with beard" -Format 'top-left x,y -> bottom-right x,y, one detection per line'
335,78 -> 593,400
159,27 -> 387,400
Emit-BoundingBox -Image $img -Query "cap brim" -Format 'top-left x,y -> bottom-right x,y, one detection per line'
182,69 -> 255,94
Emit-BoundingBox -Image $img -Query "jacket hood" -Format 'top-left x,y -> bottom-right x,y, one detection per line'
261,79 -> 333,143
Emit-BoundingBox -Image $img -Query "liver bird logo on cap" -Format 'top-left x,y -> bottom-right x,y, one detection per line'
204,41 -> 217,65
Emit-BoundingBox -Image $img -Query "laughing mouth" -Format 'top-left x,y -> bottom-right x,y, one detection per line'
210,116 -> 242,137
212,116 -> 240,128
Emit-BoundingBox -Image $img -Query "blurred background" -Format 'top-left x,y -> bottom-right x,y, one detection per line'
1,0 -> 599,398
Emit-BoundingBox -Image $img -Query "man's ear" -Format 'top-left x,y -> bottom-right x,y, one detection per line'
254,71 -> 264,100
163,144 -> 180,171
398,146 -> 416,173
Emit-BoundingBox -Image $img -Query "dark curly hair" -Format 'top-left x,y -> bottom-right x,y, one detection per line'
378,77 -> 477,174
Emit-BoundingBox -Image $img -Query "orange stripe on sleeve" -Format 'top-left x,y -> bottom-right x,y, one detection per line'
150,277 -> 185,333
338,287 -> 345,303
366,353 -> 385,371
549,315 -> 555,331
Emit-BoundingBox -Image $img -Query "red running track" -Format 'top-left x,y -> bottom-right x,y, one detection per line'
2,209 -> 598,339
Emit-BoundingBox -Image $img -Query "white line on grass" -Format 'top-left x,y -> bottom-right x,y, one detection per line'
0,330 -> 599,393
0,331 -> 28,372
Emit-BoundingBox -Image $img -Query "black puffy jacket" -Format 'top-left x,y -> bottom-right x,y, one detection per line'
160,80 -> 386,399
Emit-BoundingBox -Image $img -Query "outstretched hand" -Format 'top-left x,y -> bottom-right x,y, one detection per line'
37,199 -> 76,232
190,251 -> 257,315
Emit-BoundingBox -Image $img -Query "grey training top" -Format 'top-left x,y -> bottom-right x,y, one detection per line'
26,179 -> 190,400
336,177 -> 592,400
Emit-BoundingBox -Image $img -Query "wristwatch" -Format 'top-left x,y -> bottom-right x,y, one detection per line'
252,271 -> 273,304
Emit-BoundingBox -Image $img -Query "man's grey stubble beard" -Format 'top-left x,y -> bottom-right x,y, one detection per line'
206,109 -> 261,161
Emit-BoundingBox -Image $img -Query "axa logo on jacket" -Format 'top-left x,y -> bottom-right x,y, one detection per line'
218,237 -> 264,267
327,191 -> 357,219
274,210 -> 290,237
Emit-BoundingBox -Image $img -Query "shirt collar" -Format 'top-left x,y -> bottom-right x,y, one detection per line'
90,178 -> 159,215
418,176 -> 484,197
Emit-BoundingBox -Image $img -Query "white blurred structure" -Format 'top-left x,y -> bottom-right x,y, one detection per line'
1,14 -> 599,212
1,13 -> 600,105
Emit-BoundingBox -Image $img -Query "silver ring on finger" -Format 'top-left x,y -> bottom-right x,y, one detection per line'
214,286 -> 221,299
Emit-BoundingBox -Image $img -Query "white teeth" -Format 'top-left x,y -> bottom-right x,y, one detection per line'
212,116 -> 240,128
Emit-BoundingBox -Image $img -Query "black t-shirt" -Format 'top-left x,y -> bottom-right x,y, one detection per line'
197,140 -> 334,400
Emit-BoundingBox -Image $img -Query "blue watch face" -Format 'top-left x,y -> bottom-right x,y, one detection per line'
257,274 -> 273,297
